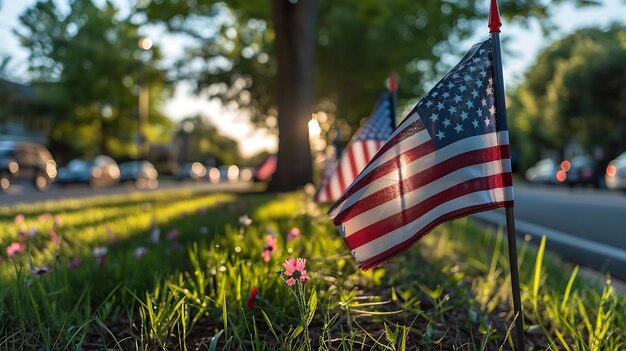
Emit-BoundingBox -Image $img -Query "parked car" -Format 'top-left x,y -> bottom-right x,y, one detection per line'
605,152 -> 626,191
176,162 -> 206,181
0,140 -> 57,192
525,158 -> 559,184
219,165 -> 239,182
118,160 -> 158,189
56,155 -> 120,187
561,155 -> 601,187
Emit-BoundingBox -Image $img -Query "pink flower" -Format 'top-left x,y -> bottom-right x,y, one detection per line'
14,214 -> 25,226
261,235 -> 278,262
282,257 -> 310,286
39,213 -> 51,222
30,266 -> 52,276
6,242 -> 24,258
68,257 -> 81,269
166,229 -> 180,241
53,215 -> 63,227
49,230 -> 61,247
18,230 -> 26,244
286,227 -> 301,242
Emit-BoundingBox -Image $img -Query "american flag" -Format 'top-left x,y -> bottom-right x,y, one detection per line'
328,40 -> 514,270
314,92 -> 396,203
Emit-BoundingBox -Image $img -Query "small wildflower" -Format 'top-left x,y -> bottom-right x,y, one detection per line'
282,257 -> 310,286
68,257 -> 81,269
14,214 -> 25,226
238,214 -> 252,227
134,246 -> 148,259
247,287 -> 258,309
6,242 -> 24,258
303,183 -> 316,196
39,213 -> 51,222
150,227 -> 161,243
286,227 -> 301,242
18,230 -> 26,244
261,235 -> 278,262
49,230 -> 61,247
28,227 -> 37,238
93,246 -> 108,267
166,229 -> 180,241
30,266 -> 52,276
53,215 -> 63,227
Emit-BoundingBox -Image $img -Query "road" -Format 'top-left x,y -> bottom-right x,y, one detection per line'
0,180 -> 255,207
472,184 -> 626,280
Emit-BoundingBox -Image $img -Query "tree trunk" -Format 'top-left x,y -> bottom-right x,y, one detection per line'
267,0 -> 317,191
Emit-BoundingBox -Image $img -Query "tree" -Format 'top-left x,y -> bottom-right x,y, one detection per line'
17,0 -> 173,161
142,0 -> 594,190
509,26 -> 626,168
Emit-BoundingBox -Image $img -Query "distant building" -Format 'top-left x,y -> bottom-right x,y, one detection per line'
0,79 -> 50,144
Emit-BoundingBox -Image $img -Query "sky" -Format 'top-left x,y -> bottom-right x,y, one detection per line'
2,0 -> 626,157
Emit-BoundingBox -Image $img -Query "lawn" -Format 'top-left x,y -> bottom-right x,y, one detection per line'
0,188 -> 624,350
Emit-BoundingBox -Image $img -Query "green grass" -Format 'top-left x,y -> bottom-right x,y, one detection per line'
0,189 -> 624,350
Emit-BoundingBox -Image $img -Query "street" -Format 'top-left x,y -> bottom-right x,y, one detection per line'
473,184 -> 626,279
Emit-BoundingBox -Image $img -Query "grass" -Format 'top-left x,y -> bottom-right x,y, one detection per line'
0,188 -> 624,350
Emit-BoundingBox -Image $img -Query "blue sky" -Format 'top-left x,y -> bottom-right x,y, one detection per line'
2,1 -> 625,156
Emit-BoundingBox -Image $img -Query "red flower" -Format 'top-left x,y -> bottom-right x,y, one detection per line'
282,257 -> 310,286
247,287 -> 258,309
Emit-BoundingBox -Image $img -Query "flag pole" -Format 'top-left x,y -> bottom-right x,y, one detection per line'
387,70 -> 398,124
489,0 -> 526,350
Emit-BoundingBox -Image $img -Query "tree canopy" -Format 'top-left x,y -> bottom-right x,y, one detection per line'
17,0 -> 173,161
509,25 -> 626,167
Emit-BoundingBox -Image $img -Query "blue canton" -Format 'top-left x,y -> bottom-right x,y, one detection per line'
356,92 -> 395,141
416,40 -> 504,149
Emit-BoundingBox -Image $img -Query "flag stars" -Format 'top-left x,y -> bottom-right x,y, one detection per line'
489,105 -> 496,116
430,113 -> 439,122
481,98 -> 487,107
486,86 -> 493,96
446,82 -> 455,89
447,106 -> 457,114
436,130 -> 445,140
471,90 -> 479,98
442,91 -> 450,99
425,100 -> 433,108
460,111 -> 469,121
484,117 -> 491,126
436,102 -> 445,110
472,119 -> 480,128
454,94 -> 462,103
442,118 -> 451,128
454,123 -> 463,134
459,85 -> 467,93
465,100 -> 474,109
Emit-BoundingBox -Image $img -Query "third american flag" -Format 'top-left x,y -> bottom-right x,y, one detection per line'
329,40 -> 514,270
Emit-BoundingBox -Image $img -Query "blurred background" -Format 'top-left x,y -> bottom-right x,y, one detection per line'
1,0 -> 625,195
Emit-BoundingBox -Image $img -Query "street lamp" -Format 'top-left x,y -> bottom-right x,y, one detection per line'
137,37 -> 152,160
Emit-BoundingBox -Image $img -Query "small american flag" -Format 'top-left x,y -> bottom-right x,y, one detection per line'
329,40 -> 514,270
314,92 -> 396,203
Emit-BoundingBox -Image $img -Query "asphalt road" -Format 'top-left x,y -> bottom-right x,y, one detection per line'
472,184 -> 626,279
0,179 -> 255,207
